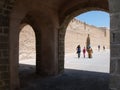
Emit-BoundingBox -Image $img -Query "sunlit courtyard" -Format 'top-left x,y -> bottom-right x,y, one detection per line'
65,49 -> 110,73
19,49 -> 110,73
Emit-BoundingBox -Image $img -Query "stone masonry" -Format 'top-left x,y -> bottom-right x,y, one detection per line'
0,0 -> 120,90
19,19 -> 110,60
0,0 -> 13,90
65,18 -> 110,53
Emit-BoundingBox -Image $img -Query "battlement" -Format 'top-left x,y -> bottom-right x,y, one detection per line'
70,18 -> 109,31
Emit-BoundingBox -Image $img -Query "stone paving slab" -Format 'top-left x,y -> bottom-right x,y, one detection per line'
19,67 -> 110,90
19,50 -> 110,90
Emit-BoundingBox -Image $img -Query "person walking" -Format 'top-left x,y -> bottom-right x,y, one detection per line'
76,45 -> 81,58
103,46 -> 105,51
88,47 -> 93,58
83,47 -> 86,58
98,45 -> 100,51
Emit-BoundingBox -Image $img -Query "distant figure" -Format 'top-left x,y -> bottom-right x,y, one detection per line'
86,34 -> 90,51
76,45 -> 81,58
83,47 -> 86,58
103,46 -> 105,50
88,47 -> 93,58
98,45 -> 100,51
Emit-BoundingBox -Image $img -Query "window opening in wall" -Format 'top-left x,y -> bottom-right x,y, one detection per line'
65,11 -> 110,73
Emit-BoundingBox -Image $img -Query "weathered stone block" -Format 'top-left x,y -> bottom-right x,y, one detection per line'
109,0 -> 120,13
110,74 -> 120,89
0,27 -> 2,33
4,9 -> 10,15
3,27 -> 9,34
0,81 -> 4,86
0,16 -> 9,26
0,65 -> 8,72
1,72 -> 9,80
116,60 -> 120,74
0,43 -> 8,49
111,44 -> 120,57
0,58 -> 8,64
110,59 -> 117,74
110,13 -> 120,31
0,36 -> 8,42
115,33 -> 120,43
2,50 -> 8,57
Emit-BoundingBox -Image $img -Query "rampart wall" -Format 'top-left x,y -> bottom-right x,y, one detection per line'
19,18 -> 110,58
65,18 -> 110,53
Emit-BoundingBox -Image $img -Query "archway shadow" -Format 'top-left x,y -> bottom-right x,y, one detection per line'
19,64 -> 110,90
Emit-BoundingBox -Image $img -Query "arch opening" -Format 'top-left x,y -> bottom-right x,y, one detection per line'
19,24 -> 36,86
64,11 -> 110,73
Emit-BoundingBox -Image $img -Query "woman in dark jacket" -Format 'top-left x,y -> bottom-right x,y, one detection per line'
76,45 -> 81,58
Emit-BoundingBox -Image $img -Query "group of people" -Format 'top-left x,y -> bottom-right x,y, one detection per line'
76,45 -> 93,58
98,45 -> 105,51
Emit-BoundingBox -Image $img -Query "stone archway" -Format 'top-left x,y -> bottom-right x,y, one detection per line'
9,0 -> 59,89
9,11 -> 52,89
64,11 -> 110,72
58,0 -> 109,73
57,0 -> 110,86
57,0 -> 119,90
1,0 -> 120,90
19,24 -> 36,68
58,9 -> 109,73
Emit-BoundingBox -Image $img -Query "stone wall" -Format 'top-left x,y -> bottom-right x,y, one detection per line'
109,0 -> 120,90
0,0 -> 120,90
65,18 -> 110,53
19,18 -> 110,59
0,0 -> 13,90
19,19 -> 110,59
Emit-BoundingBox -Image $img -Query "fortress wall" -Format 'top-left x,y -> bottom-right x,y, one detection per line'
65,18 -> 110,53
19,18 -> 110,58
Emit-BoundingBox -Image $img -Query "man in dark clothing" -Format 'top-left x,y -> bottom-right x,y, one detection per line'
76,45 -> 81,58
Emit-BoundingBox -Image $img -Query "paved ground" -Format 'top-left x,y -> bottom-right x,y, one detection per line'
65,49 -> 110,73
19,66 -> 110,90
19,50 -> 110,90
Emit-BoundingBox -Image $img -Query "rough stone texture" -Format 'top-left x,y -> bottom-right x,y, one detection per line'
19,68 -> 109,90
109,0 -> 120,90
0,0 -> 11,90
65,18 -> 110,53
19,18 -> 110,67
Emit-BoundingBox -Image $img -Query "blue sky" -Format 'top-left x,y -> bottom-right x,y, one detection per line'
75,11 -> 110,28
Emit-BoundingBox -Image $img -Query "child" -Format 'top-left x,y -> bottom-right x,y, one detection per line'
83,47 -> 86,58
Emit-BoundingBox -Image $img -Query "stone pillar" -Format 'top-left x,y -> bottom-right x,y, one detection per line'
0,15 -> 10,90
35,14 -> 59,76
109,0 -> 120,90
0,1 -> 13,90
58,27 -> 65,73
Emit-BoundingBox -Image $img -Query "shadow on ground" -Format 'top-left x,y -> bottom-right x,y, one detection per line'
19,64 -> 110,90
